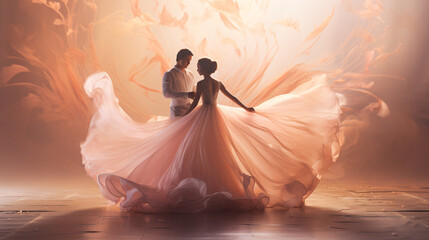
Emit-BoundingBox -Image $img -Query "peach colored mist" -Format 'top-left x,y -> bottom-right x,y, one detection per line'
0,0 -> 428,184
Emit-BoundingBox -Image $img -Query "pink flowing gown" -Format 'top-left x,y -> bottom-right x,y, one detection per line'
81,72 -> 340,213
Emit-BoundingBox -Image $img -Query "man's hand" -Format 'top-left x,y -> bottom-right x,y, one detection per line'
188,91 -> 196,99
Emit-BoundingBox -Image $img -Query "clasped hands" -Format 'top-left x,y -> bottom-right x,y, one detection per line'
187,91 -> 196,99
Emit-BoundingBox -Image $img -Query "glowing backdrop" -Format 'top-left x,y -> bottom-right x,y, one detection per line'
0,0 -> 428,183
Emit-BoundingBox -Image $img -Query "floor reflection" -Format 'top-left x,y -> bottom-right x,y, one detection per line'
2,180 -> 429,239
4,206 -> 390,239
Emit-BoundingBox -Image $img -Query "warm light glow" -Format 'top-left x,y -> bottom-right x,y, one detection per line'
1,0 -> 428,182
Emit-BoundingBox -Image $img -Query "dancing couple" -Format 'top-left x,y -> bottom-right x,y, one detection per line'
81,48 -> 340,212
162,49 -> 254,119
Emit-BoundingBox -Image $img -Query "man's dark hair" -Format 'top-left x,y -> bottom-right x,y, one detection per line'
176,49 -> 193,61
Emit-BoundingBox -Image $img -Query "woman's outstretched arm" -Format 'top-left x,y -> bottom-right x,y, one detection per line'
220,83 -> 255,112
184,82 -> 203,115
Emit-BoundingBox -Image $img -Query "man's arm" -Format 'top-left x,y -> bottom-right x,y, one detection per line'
189,72 -> 197,92
162,72 -> 189,99
184,81 -> 203,116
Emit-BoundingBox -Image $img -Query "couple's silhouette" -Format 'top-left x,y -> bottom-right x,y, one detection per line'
162,49 -> 253,119
81,48 -> 340,212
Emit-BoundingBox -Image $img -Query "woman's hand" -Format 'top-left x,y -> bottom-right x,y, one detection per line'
246,107 -> 255,112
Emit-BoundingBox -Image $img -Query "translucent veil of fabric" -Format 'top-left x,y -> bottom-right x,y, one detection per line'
81,71 -> 340,212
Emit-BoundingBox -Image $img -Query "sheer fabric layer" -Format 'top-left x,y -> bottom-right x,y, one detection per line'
81,72 -> 340,212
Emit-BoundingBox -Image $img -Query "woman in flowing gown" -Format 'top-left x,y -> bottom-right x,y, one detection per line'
81,57 -> 341,213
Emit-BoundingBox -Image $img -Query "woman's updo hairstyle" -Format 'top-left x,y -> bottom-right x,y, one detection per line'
198,58 -> 217,74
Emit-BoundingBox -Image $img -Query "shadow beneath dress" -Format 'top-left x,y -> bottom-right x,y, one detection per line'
4,205 -> 389,240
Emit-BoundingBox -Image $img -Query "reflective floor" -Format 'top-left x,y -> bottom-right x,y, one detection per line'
1,179 -> 429,239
